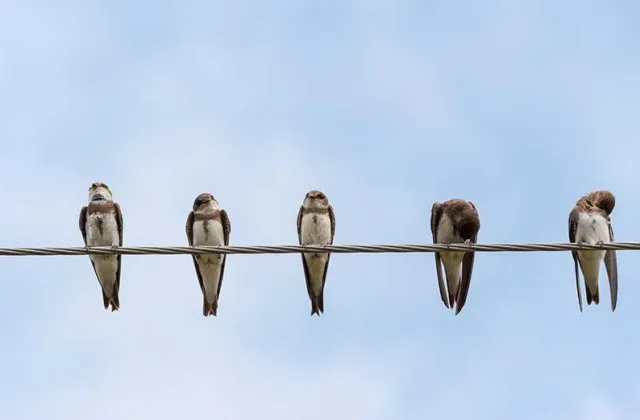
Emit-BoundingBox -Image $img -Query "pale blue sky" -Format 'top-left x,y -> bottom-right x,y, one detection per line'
1,0 -> 639,419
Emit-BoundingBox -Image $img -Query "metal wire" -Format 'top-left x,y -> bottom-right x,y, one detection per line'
0,242 -> 636,256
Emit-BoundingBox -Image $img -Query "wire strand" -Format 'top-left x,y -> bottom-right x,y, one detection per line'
0,242 -> 636,256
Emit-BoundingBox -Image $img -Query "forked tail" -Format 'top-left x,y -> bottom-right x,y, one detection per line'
203,297 -> 218,317
102,290 -> 120,312
585,286 -> 600,305
310,293 -> 324,316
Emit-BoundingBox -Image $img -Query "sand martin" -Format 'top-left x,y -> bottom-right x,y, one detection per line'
297,190 -> 335,316
430,199 -> 480,315
79,182 -> 124,311
186,193 -> 231,317
568,190 -> 618,312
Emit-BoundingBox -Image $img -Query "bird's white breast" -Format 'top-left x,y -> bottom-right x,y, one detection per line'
192,219 -> 225,266
301,212 -> 332,245
86,212 -> 120,246
192,219 -> 224,246
436,214 -> 465,244
300,212 -> 330,294
575,212 -> 610,261
436,213 -> 466,264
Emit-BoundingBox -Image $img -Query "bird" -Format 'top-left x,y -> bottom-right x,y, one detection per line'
297,189 -> 335,316
79,182 -> 124,311
186,193 -> 231,316
568,190 -> 618,312
430,199 -> 480,315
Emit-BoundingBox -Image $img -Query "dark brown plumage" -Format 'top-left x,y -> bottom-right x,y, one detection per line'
430,199 -> 480,315
186,193 -> 231,316
568,190 -> 618,312
297,190 -> 335,315
79,183 -> 123,311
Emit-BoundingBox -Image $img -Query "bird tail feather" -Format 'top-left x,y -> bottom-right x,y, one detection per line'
203,297 -> 218,316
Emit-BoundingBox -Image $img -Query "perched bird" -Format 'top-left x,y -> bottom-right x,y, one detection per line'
297,190 -> 335,316
568,190 -> 618,312
430,199 -> 480,315
79,182 -> 124,311
186,193 -> 231,316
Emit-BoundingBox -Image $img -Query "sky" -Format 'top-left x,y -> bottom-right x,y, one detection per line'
0,0 -> 639,419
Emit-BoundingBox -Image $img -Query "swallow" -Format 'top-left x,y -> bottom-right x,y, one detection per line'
297,190 -> 336,316
430,199 -> 480,315
186,193 -> 231,316
568,190 -> 618,312
79,182 -> 124,311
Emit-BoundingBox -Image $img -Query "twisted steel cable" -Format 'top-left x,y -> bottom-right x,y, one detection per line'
0,241 -> 637,256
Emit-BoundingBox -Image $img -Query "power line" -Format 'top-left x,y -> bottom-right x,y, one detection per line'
0,242 -> 636,257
